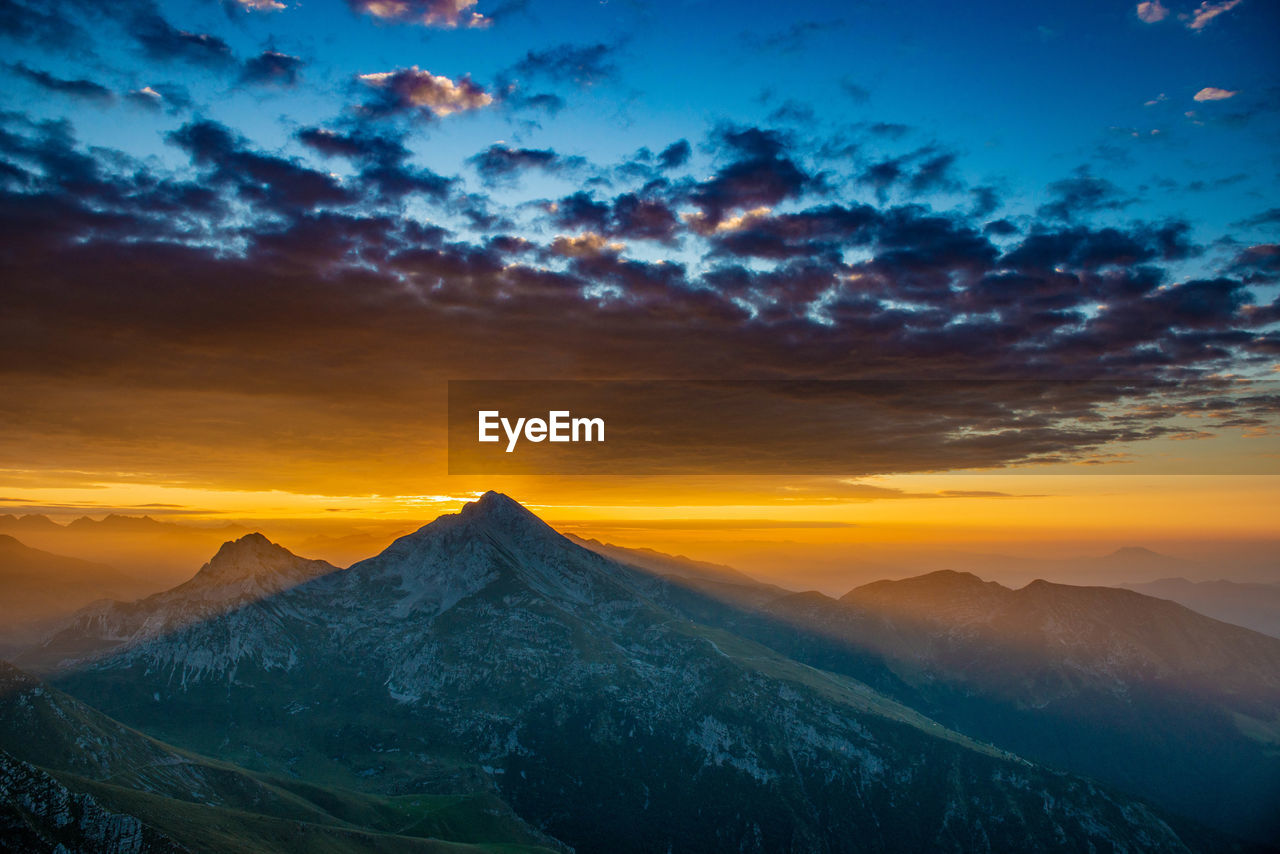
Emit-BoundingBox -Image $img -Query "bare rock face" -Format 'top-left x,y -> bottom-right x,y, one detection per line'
0,751 -> 188,854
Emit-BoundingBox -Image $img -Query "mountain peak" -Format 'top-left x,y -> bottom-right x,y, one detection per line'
452,491 -> 558,536
461,490 -> 535,518
186,533 -> 332,591
211,531 -> 280,559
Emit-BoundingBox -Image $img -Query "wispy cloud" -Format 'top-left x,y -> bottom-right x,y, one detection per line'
1186,0 -> 1243,30
8,62 -> 114,102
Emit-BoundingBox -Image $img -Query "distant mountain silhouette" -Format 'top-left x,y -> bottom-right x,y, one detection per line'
0,536 -> 152,655
1123,577 -> 1280,639
0,514 -> 253,588
898,546 -> 1209,588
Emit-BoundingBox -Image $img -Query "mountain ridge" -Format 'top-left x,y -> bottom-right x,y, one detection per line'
38,493 -> 1217,853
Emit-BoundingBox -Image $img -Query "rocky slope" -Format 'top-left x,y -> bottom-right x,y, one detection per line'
0,750 -> 189,854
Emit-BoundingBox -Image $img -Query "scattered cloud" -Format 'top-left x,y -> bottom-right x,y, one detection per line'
550,232 -> 625,258
510,42 -> 618,88
358,66 -> 493,117
124,83 -> 192,114
346,0 -> 489,29
233,0 -> 286,10
658,140 -> 691,170
1233,207 -> 1280,229
1186,0 -> 1243,30
1136,0 -> 1169,22
468,143 -> 581,185
1193,86 -> 1238,101
8,63 -> 113,102
132,14 -> 235,68
241,50 -> 303,86
1037,168 -> 1132,222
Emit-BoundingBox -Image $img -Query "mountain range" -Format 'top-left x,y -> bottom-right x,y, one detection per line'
0,535 -> 155,656
0,514 -> 253,589
5,493 -> 1278,851
676,568 -> 1280,842
1123,577 -> 1280,639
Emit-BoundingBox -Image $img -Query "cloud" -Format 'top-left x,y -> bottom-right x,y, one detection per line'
124,82 -> 191,114
469,144 -> 581,185
1136,1 -> 1168,23
907,151 -> 960,195
550,191 -> 680,243
1001,223 -> 1197,272
1193,86 -> 1238,101
241,50 -> 303,86
345,0 -> 489,28
358,66 -> 493,118
0,111 -> 1272,490
1037,168 -> 1131,222
970,186 -> 1001,219
297,126 -> 453,201
0,0 -> 89,49
658,140 -> 690,170
510,42 -> 618,87
550,232 -> 624,258
1233,207 -> 1280,229
702,204 -> 877,259
1186,0 -> 1242,30
168,119 -> 352,214
1229,243 -> 1280,284
686,125 -> 815,227
857,146 -> 959,202
8,63 -> 113,102
232,0 -> 286,9
132,13 -> 234,67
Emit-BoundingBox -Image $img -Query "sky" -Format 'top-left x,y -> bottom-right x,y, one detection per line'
0,0 -> 1278,569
